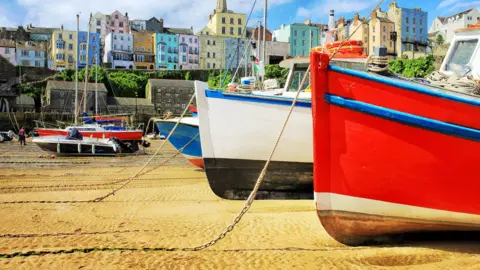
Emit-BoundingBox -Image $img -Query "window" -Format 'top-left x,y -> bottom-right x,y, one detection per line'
82,35 -> 87,41
195,38 -> 198,43
148,48 -> 151,52
213,52 -> 216,58
420,28 -> 423,34
238,28 -> 242,35
119,30 -> 124,34
121,44 -> 124,50
413,18 -> 416,24
111,21 -> 114,26
96,29 -> 101,34
56,53 -> 64,60
182,46 -> 187,52
93,45 -> 97,52
169,37 -> 171,42
406,17 -> 409,24
142,47 -> 145,52
383,25 -> 386,32
92,36 -> 96,42
182,55 -> 187,63
373,27 -> 375,33
80,54 -> 86,62
97,20 -> 101,26
56,41 -> 65,49
115,15 -> 119,19
445,39 -> 478,71
390,41 -> 392,47
383,35 -> 386,42
302,31 -> 305,37
189,38 -> 192,43
213,40 -> 216,45
119,22 -> 124,27
21,50 -> 29,56
114,35 -> 117,40
294,30 -> 297,36
302,40 -> 305,46
4,48 -> 10,54
413,27 -> 416,33
294,39 -> 297,45
406,26 -> 409,33
69,34 -> 73,39
35,60 -> 41,67
420,19 -> 423,25
69,44 -> 73,50
373,36 -> 376,42
59,33 -> 63,39
207,63 -> 211,68
207,52 -> 210,58
222,17 -> 226,24
222,27 -> 226,34
207,40 -> 210,45
121,35 -> 124,40
213,63 -> 216,69
136,46 -> 139,51
114,44 -> 117,50
68,55 -> 73,63
238,18 -> 242,25
230,18 -> 234,24
230,27 -> 234,34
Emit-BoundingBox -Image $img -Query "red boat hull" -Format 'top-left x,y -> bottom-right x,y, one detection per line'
35,129 -> 143,141
310,52 -> 480,245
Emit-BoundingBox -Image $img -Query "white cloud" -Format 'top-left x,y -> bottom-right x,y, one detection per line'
446,1 -> 480,12
13,0 -> 291,32
437,0 -> 461,9
0,6 -> 19,27
295,0 -> 377,23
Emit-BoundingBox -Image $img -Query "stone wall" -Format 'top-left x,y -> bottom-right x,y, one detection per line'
147,79 -> 195,116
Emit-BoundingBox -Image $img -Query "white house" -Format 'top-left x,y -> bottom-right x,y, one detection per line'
429,8 -> 480,44
103,32 -> 134,69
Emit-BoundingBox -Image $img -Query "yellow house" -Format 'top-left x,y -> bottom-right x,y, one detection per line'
349,13 -> 369,54
199,34 -> 225,69
133,31 -> 155,69
369,11 -> 395,56
204,0 -> 246,38
51,28 -> 77,70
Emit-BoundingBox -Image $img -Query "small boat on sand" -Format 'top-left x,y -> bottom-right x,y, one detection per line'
310,23 -> 480,245
154,116 -> 203,169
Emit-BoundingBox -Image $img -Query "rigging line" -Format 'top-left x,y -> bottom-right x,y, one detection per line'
219,0 -> 258,90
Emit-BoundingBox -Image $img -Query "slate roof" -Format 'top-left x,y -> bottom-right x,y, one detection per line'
107,97 -> 153,106
166,27 -> 194,35
46,80 -> 108,92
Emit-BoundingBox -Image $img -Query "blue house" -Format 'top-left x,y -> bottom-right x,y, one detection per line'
16,41 -> 46,67
224,37 -> 247,70
78,31 -> 101,68
154,33 -> 178,70
401,8 -> 428,52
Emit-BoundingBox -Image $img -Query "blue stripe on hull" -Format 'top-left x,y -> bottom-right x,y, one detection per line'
325,94 -> 480,142
155,122 -> 202,158
205,89 -> 312,108
328,65 -> 480,108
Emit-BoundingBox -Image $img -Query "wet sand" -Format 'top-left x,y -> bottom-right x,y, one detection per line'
0,139 -> 479,269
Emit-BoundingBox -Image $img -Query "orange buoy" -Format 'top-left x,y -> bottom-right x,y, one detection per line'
51,154 -> 56,159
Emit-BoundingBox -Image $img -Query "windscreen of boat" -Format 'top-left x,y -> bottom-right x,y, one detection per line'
445,39 -> 478,74
287,68 -> 311,92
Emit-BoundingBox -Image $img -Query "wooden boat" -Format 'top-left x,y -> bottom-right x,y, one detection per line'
154,116 -> 203,169
310,25 -> 480,245
195,52 -> 370,200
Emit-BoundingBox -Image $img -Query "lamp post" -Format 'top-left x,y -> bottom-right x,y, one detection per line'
135,91 -> 138,127
390,31 -> 397,59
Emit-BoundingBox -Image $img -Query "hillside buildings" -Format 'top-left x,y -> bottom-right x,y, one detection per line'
103,32 -> 134,69
429,8 -> 480,43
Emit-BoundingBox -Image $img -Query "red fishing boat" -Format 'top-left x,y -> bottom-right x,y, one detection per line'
310,25 -> 480,245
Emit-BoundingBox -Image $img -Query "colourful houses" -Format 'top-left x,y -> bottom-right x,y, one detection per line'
154,33 -> 178,70
78,31 -> 101,68
203,0 -> 246,38
51,29 -> 77,70
103,32 -> 134,69
177,34 -> 199,70
273,20 -> 321,57
133,31 -> 155,69
0,39 -> 17,66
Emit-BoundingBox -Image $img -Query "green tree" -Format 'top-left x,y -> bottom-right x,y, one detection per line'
436,34 -> 445,46
265,64 -> 289,87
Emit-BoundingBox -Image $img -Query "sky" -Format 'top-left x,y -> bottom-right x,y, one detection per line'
0,0 -> 479,33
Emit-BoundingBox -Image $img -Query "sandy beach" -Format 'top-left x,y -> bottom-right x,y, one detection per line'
0,139 -> 479,269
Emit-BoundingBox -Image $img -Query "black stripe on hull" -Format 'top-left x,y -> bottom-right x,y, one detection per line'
35,142 -> 117,156
204,158 -> 313,200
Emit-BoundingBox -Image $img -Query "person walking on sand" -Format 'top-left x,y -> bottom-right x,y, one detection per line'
18,126 -> 26,146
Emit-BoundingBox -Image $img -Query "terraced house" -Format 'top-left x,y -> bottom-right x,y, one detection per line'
51,28 -> 77,70
16,40 -> 46,67
198,34 -> 225,70
133,30 -> 155,70
0,39 -> 17,66
103,32 -> 134,69
154,33 -> 178,70
177,33 -> 199,70
78,31 -> 101,68
202,0 -> 246,38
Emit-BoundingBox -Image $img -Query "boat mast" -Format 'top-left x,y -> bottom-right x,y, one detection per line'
262,0 -> 267,73
83,13 -> 92,114
74,13 -> 79,126
95,54 -> 98,116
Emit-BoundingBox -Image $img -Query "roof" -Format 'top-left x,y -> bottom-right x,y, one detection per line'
0,39 -> 16,48
15,94 -> 35,106
428,31 -> 440,37
16,40 -> 46,50
148,79 -> 195,88
27,26 -> 60,34
377,17 -> 394,23
166,27 -> 194,35
437,8 -> 475,24
107,97 -> 153,107
46,80 -> 108,92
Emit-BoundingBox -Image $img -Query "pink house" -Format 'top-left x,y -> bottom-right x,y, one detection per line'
0,39 -> 17,65
177,33 -> 199,70
106,11 -> 130,35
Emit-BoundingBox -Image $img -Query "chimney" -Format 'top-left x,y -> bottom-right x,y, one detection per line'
304,18 -> 311,25
61,24 -> 64,30
354,13 -> 359,23
125,12 -> 128,18
372,9 -> 377,21
338,17 -> 345,26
